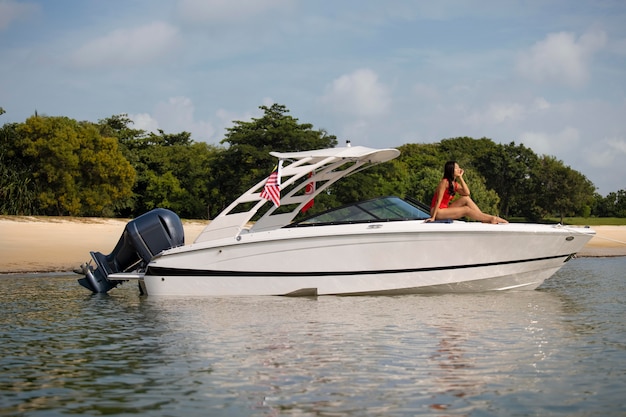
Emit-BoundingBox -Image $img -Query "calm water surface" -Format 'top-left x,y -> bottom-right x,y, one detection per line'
1,257 -> 625,416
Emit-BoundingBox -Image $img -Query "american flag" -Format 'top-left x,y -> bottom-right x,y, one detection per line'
260,161 -> 282,207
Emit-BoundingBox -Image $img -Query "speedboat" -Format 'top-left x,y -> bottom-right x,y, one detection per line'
77,145 -> 595,296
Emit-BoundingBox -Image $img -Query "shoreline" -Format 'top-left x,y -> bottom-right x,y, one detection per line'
1,217 -> 625,274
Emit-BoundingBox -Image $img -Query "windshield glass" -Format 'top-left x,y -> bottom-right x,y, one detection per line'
291,197 -> 430,226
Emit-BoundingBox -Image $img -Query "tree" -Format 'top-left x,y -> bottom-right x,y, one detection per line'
97,116 -> 220,219
0,123 -> 37,214
208,103 -> 338,217
531,155 -> 595,222
439,136 -> 499,168
167,141 -> 217,218
4,109 -> 611,221
595,190 -> 626,217
475,142 -> 539,217
612,190 -> 626,217
397,143 -> 444,202
327,159 -> 412,211
132,132 -> 216,218
98,114 -> 147,149
75,121 -> 137,216
13,115 -> 135,216
459,169 -> 501,215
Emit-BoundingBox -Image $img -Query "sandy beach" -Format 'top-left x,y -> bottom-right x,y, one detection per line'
1,216 -> 625,273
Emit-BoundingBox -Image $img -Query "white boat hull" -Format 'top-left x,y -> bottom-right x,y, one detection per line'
138,222 -> 593,296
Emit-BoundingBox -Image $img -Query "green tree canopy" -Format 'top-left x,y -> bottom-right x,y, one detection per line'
530,155 -> 596,222
9,115 -> 135,216
131,132 -> 216,218
0,122 -> 36,214
2,107 -> 618,220
597,190 -> 626,217
474,141 -> 539,217
98,115 -> 219,219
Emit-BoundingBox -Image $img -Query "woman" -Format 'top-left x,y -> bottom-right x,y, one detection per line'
426,161 -> 508,224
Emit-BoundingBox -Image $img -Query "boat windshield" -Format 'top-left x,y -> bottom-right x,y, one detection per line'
289,196 -> 430,227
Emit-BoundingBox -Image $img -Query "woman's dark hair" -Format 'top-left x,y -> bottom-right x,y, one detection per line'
443,161 -> 456,196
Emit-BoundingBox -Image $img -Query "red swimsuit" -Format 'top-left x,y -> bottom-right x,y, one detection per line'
431,180 -> 458,209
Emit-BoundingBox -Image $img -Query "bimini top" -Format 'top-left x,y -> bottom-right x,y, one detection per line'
270,145 -> 400,165
194,145 -> 401,243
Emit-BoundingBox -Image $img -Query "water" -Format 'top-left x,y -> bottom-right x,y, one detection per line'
1,257 -> 625,417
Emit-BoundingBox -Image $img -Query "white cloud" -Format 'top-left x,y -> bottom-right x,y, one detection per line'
70,21 -> 180,69
516,30 -> 607,87
339,120 -> 371,145
130,96 -> 215,141
131,99 -> 283,145
584,137 -> 626,189
129,113 -> 159,133
177,0 -> 292,23
465,102 -> 526,128
413,83 -> 441,102
214,104 -> 265,139
215,109 -> 242,130
532,97 -> 551,111
589,137 -> 626,166
488,102 -> 526,124
462,96 -> 554,132
320,69 -> 391,118
519,126 -> 580,156
607,138 -> 626,154
0,0 -> 39,30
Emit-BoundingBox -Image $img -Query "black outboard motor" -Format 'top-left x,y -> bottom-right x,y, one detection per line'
78,208 -> 185,293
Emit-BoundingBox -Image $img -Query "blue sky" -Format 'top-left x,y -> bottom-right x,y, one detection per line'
1,0 -> 625,195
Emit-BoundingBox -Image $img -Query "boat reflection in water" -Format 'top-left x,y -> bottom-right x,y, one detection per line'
142,289 -> 570,414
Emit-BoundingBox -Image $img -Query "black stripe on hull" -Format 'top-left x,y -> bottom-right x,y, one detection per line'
146,253 -> 576,278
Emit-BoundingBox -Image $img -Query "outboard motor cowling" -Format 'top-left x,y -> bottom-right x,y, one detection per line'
78,208 -> 185,293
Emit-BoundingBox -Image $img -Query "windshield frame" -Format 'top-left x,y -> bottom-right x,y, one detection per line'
287,196 -> 431,228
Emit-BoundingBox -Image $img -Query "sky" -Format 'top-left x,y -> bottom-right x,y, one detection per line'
1,0 -> 625,196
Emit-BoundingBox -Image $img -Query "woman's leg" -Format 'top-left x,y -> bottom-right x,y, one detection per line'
453,196 -> 481,212
434,206 -> 489,222
445,197 -> 508,223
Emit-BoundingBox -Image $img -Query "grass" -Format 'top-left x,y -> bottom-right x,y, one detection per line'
545,217 -> 626,226
507,217 -> 626,226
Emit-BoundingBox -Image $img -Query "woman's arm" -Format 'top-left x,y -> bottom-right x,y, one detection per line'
456,170 -> 470,196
